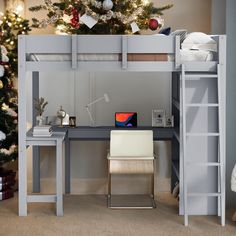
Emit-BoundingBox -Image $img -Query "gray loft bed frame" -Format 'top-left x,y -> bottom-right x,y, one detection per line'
18,34 -> 226,226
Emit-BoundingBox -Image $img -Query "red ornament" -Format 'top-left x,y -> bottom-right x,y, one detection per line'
149,18 -> 159,31
70,18 -> 80,29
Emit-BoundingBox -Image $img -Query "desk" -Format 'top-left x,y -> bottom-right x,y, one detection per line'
32,126 -> 174,194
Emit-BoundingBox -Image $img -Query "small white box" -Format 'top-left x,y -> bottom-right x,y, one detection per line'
152,109 -> 165,127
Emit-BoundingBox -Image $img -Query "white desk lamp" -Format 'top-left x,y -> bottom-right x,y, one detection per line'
85,93 -> 110,126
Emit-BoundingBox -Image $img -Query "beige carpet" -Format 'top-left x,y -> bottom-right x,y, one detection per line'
0,193 -> 235,236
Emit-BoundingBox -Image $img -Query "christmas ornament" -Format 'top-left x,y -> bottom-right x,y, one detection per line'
131,22 -> 140,34
0,131 -> 6,141
149,18 -> 159,31
0,80 -> 3,89
80,14 -> 98,29
102,0 -> 113,11
0,66 -> 4,77
70,7 -> 80,28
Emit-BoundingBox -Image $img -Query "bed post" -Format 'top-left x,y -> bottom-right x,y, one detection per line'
72,35 -> 78,69
122,35 -> 128,70
218,35 -> 226,226
18,35 -> 27,216
32,72 -> 40,193
175,35 -> 181,70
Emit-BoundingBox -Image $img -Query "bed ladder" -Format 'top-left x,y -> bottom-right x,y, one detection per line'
181,64 -> 225,226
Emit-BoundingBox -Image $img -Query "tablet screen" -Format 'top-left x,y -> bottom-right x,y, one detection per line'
115,112 -> 137,127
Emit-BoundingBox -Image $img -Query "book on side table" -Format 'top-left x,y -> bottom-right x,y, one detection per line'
33,125 -> 52,137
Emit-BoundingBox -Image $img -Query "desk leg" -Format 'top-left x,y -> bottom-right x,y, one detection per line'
32,71 -> 40,193
19,146 -> 27,216
32,147 -> 40,193
65,137 -> 70,194
56,141 -> 63,216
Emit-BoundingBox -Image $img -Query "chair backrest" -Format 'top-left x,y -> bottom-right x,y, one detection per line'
110,130 -> 153,157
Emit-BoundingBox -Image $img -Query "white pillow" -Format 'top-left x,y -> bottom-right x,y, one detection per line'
182,32 -> 217,52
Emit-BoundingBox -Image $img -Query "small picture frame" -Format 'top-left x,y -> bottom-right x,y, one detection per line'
69,116 -> 76,127
165,115 -> 174,127
152,109 -> 165,127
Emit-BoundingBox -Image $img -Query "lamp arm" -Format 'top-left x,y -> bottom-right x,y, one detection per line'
86,96 -> 105,107
86,106 -> 95,126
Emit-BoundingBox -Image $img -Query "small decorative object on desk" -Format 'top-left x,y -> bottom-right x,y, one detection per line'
69,116 -> 76,127
57,106 -> 66,127
33,125 -> 52,137
152,109 -> 165,127
34,97 -> 48,126
165,115 -> 174,127
62,113 -> 70,126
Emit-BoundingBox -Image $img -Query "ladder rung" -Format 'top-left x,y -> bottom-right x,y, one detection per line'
186,133 -> 219,137
185,74 -> 218,79
186,103 -> 219,107
188,193 -> 221,197
186,162 -> 221,167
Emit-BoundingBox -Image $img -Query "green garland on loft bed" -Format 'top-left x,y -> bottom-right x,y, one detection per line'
29,0 -> 173,34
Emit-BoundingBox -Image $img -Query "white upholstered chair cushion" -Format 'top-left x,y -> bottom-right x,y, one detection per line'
110,130 -> 154,157
108,130 -> 154,174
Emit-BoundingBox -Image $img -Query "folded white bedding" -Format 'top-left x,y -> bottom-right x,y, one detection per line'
30,50 -> 214,62
180,49 -> 213,61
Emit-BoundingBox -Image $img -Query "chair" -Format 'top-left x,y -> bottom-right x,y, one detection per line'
107,130 -> 156,209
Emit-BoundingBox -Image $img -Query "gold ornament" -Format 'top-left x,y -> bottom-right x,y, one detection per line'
0,80 -> 3,89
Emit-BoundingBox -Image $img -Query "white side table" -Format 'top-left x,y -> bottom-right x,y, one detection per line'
21,131 -> 66,216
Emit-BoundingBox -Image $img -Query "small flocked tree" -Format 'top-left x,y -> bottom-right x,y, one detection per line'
30,0 -> 172,34
0,11 -> 31,166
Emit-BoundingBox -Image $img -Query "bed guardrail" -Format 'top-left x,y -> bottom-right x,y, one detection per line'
22,34 -> 223,72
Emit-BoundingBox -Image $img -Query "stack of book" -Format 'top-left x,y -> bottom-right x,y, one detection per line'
0,170 -> 15,201
33,125 -> 52,137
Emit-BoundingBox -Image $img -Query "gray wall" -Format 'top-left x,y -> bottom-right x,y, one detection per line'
211,0 -> 226,34
226,0 -> 236,208
155,0 -> 211,33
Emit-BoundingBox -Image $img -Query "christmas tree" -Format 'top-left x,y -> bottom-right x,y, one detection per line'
0,11 -> 31,166
30,0 -> 172,34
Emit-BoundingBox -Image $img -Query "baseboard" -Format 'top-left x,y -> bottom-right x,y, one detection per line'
27,177 -> 170,195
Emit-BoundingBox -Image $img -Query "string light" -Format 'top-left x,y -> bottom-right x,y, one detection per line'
143,0 -> 149,5
6,0 -> 25,16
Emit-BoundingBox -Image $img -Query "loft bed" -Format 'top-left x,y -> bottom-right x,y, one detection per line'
18,34 -> 226,226
22,35 -> 220,72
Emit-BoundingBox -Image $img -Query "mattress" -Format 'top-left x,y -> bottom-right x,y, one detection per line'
29,50 -> 214,62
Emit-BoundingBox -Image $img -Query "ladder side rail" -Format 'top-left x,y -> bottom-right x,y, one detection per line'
181,64 -> 188,226
217,64 -> 225,226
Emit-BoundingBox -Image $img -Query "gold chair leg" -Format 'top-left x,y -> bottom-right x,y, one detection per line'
107,160 -> 111,207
